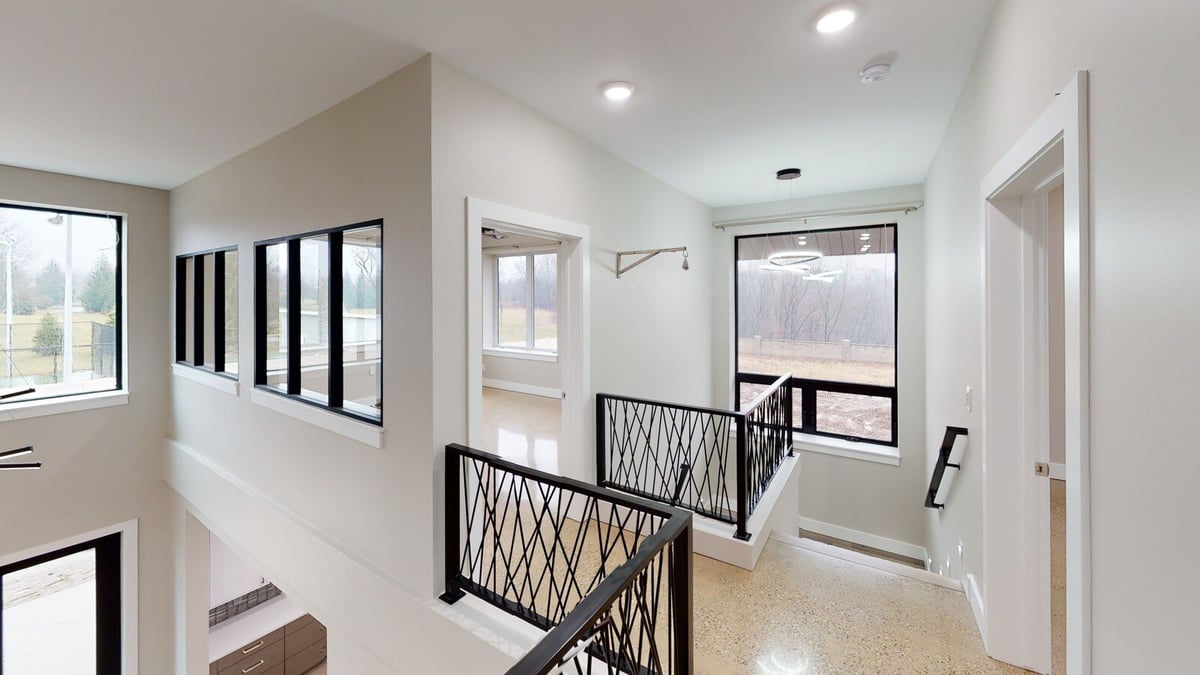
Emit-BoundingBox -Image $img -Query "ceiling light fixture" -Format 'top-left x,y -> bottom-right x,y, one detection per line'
860,233 -> 870,240
602,81 -> 635,101
814,2 -> 859,33
776,168 -> 802,181
0,445 -> 40,471
768,250 -> 823,267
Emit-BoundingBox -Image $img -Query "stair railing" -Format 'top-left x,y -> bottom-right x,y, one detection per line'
925,426 -> 969,509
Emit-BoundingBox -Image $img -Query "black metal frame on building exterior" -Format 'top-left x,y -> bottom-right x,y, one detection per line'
733,223 -> 900,447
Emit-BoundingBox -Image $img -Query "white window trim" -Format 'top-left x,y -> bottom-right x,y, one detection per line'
172,362 -> 239,396
492,250 -> 559,355
0,519 -> 139,675
793,432 -> 900,466
482,346 -> 558,363
0,389 -> 128,423
250,387 -> 382,448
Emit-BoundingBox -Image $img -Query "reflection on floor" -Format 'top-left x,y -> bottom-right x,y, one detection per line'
1051,478 -> 1066,675
695,540 -> 1030,674
481,387 -> 561,473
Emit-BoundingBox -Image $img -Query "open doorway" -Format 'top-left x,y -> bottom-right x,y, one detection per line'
479,227 -> 563,472
980,72 -> 1089,674
466,198 -> 590,481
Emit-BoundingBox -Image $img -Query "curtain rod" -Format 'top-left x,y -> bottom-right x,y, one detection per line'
712,201 -> 924,230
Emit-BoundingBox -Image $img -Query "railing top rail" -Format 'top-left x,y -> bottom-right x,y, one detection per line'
446,443 -> 683,520
739,372 -> 791,415
596,392 -> 741,420
507,508 -> 692,675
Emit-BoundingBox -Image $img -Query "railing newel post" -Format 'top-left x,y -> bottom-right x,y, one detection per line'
595,394 -> 607,487
672,521 -> 693,675
735,414 -> 750,541
440,445 -> 466,604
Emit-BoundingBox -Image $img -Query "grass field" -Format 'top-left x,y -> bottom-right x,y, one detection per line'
738,353 -> 894,387
2,308 -> 113,385
498,307 -> 557,350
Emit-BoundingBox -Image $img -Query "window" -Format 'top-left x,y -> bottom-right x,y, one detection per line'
254,221 -> 381,423
1,533 -> 122,674
494,252 -> 557,353
175,247 -> 238,377
735,224 -> 897,446
0,203 -> 122,405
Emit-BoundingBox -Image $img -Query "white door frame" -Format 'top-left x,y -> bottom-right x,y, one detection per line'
980,71 -> 1090,674
466,197 -> 591,480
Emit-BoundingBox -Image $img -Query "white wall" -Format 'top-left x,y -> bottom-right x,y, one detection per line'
169,57 -> 513,672
0,164 -> 173,673
209,533 -> 264,608
429,56 -> 716,491
923,0 -> 1200,669
712,184 -> 927,552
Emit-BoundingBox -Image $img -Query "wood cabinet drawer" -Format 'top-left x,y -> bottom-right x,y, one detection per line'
216,627 -> 285,672
285,613 -> 315,635
285,620 -> 326,658
219,638 -> 286,675
285,639 -> 327,675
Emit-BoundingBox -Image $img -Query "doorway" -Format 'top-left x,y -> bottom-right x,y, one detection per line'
466,198 -> 590,480
980,72 -> 1090,674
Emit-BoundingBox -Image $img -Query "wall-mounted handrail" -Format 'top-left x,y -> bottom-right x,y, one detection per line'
926,426 -> 969,509
597,373 -> 792,540
441,443 -> 693,675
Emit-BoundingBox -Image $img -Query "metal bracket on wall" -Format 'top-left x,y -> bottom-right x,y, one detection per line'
615,246 -> 688,278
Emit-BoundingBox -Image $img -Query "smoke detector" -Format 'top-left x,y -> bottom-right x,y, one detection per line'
860,63 -> 891,84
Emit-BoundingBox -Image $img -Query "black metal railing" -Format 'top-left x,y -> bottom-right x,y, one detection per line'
926,426 -> 968,509
597,374 -> 792,540
441,443 -> 693,675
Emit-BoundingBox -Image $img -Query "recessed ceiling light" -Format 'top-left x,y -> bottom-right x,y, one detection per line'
815,3 -> 859,33
859,233 -> 870,240
602,81 -> 635,101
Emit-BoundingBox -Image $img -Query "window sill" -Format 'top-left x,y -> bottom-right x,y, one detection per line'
483,347 -> 558,363
172,363 -> 239,396
793,433 -> 900,466
0,390 -> 129,423
249,388 -> 383,448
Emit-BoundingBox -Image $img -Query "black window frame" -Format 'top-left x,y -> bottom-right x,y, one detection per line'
174,246 -> 238,379
733,223 -> 899,447
253,219 -> 382,425
0,532 -> 123,674
0,202 -> 124,406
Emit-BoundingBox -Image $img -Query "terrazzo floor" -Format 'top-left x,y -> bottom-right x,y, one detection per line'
1051,479 -> 1066,675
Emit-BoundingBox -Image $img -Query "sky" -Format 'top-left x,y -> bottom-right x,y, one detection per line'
0,206 -> 119,276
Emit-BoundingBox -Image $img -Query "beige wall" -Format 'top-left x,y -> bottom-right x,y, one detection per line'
0,164 -> 173,673
712,184 -> 927,553
923,0 -> 1200,669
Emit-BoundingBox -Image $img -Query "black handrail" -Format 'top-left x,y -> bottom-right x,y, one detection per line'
442,443 -> 693,675
597,374 -> 792,540
926,426 -> 969,509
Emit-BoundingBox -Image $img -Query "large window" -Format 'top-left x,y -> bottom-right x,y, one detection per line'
255,221 -> 381,423
735,224 -> 897,446
1,533 -> 122,674
494,252 -> 557,353
175,247 -> 238,377
0,203 -> 122,405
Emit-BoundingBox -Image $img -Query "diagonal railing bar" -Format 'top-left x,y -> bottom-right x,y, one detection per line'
597,374 -> 791,541
443,444 -> 692,675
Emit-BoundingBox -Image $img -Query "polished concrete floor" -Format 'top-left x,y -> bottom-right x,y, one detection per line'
480,386 -> 561,473
1051,479 -> 1066,675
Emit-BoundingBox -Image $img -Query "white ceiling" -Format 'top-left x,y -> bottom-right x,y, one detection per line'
0,0 -> 995,206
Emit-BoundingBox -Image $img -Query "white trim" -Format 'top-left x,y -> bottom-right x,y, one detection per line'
482,244 -> 561,256
691,454 -> 801,570
482,347 -> 558,363
793,433 -> 900,466
0,519 -> 139,675
1050,462 -> 1066,480
771,531 -> 960,590
249,388 -> 383,448
172,363 -> 239,395
964,573 -> 987,645
796,516 -> 928,563
467,198 -> 591,481
981,71 -> 1090,674
0,389 -> 128,422
482,379 -> 561,400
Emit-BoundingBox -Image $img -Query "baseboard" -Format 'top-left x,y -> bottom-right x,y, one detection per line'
771,531 -> 961,591
797,516 -> 928,563
482,378 -> 561,399
1050,462 -> 1066,480
964,573 -> 986,644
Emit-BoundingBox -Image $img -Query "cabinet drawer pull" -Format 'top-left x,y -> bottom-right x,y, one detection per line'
241,640 -> 265,655
242,660 -> 265,674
